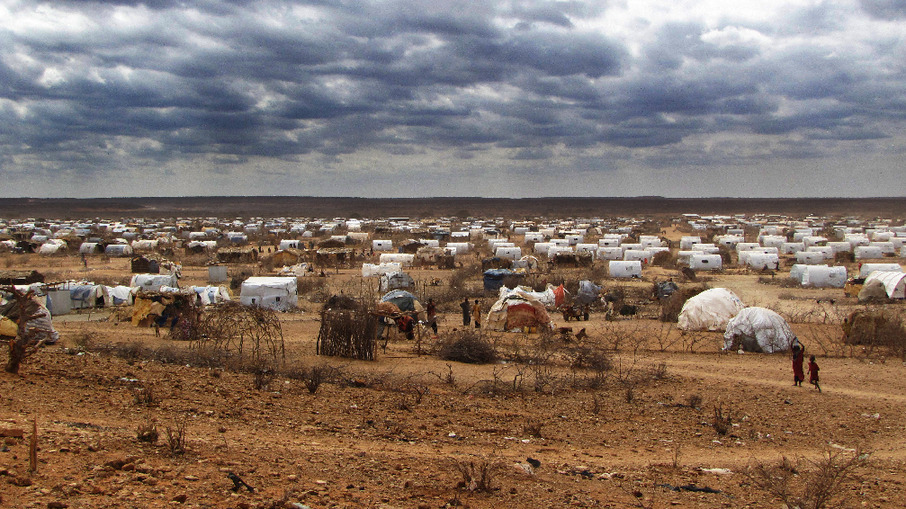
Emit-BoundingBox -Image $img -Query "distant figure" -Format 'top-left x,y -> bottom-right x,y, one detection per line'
426,298 -> 438,335
397,313 -> 415,340
808,355 -> 821,392
792,341 -> 805,387
472,299 -> 481,329
460,298 -> 471,326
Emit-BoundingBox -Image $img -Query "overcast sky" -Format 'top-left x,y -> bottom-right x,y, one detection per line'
1,0 -> 904,198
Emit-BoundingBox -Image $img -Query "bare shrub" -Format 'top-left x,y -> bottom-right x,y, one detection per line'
297,277 -> 329,302
436,330 -> 497,364
132,385 -> 156,406
455,457 -> 500,493
712,402 -> 732,435
650,250 -> 675,268
317,307 -> 377,360
136,419 -> 159,444
747,448 -> 870,509
165,417 -> 188,455
685,394 -> 702,409
844,308 -> 906,358
522,419 -> 544,438
285,363 -> 341,394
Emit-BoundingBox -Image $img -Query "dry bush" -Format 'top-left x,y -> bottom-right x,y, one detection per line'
834,251 -> 855,264
712,402 -> 732,435
136,419 -> 159,444
658,284 -> 709,322
132,385 -> 156,406
747,448 -> 870,509
165,417 -> 188,455
285,363 -> 342,394
297,277 -> 329,302
436,330 -> 497,364
522,419 -> 544,438
650,250 -> 675,268
844,308 -> 906,358
455,457 -> 500,493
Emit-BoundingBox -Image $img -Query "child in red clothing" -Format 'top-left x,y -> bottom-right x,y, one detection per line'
792,344 -> 805,386
808,355 -> 821,392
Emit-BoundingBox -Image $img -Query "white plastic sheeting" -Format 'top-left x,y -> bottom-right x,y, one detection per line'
239,277 -> 298,311
677,288 -> 745,331
723,307 -> 795,353
863,270 -> 906,299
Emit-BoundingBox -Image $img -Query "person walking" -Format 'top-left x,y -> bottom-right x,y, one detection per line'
460,298 -> 471,327
792,342 -> 805,387
426,298 -> 438,335
472,299 -> 482,329
808,355 -> 821,392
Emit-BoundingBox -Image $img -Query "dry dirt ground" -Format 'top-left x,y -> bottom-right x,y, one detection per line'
2,253 -> 906,509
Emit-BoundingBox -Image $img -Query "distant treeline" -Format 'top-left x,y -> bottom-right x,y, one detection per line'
1,196 -> 905,220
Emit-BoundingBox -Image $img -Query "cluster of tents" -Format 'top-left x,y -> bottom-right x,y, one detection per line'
677,288 -> 796,353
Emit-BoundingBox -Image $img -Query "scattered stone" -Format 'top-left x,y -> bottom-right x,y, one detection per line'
172,493 -> 187,503
47,502 -> 68,509
184,475 -> 199,481
0,429 -> 25,438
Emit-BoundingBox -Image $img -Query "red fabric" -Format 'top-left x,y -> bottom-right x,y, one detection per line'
553,285 -> 566,308
808,361 -> 819,382
792,350 -> 805,381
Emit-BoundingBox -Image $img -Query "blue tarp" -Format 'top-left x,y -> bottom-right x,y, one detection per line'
381,290 -> 418,311
483,269 -> 522,291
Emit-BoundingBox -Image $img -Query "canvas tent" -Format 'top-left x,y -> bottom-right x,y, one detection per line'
677,288 -> 745,331
131,273 -> 178,292
380,290 -> 422,314
723,307 -> 795,353
239,277 -> 298,311
575,280 -> 601,305
486,287 -> 553,332
380,271 -> 415,292
862,270 -> 906,299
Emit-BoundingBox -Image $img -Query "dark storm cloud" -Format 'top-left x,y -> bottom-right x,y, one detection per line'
1,0 -> 905,197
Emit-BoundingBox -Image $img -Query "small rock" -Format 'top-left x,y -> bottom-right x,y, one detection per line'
47,502 -> 68,509
183,475 -> 199,481
172,493 -> 187,503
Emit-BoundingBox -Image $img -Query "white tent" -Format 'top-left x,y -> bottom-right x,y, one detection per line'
362,262 -> 403,277
239,277 -> 298,311
677,288 -> 745,331
723,307 -> 795,353
859,263 -> 902,278
689,253 -> 722,270
187,285 -> 232,306
131,273 -> 178,292
608,260 -> 642,278
378,253 -> 415,267
800,265 -> 847,288
863,270 -> 906,299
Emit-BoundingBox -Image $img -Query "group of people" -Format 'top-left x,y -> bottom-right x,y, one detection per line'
460,298 -> 482,329
791,338 -> 821,392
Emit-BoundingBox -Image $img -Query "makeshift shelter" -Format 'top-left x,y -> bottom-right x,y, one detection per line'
105,244 -> 134,257
486,287 -> 553,332
483,269 -> 523,291
575,280 -> 601,305
66,283 -> 114,309
677,288 -> 745,331
239,277 -> 298,311
862,271 -> 906,299
723,307 -> 795,353
800,265 -> 847,288
859,263 -> 902,278
131,273 -> 178,292
380,271 -> 415,292
498,284 -> 565,309
186,285 -> 232,306
362,262 -> 402,277
0,292 -> 59,345
131,256 -> 160,274
380,290 -> 422,314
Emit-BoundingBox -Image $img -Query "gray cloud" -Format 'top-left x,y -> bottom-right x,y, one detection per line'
0,0 -> 904,198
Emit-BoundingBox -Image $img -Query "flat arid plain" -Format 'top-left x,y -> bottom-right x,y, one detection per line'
2,197 -> 906,509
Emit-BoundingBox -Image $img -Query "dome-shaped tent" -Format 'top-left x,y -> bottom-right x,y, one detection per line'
677,288 -> 745,331
486,288 -> 553,332
723,307 -> 795,353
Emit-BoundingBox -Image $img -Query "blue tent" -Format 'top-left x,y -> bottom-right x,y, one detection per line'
380,290 -> 419,311
483,269 -> 522,291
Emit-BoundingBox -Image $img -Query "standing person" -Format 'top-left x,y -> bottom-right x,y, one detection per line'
792,342 -> 805,387
460,298 -> 471,327
472,299 -> 481,329
808,355 -> 821,392
426,298 -> 438,335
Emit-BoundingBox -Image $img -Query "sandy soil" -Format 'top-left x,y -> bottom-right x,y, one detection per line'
2,252 -> 906,509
